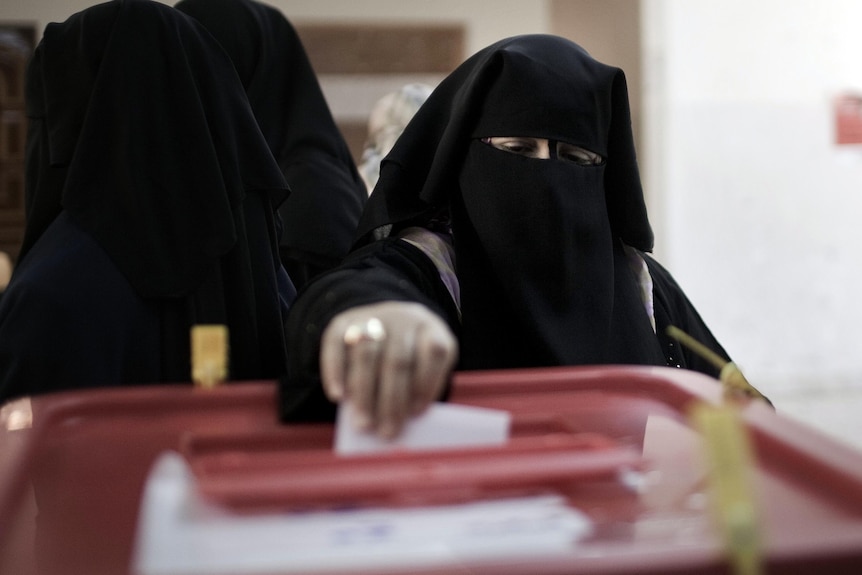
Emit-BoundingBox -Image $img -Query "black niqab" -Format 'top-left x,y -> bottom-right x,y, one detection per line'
22,0 -> 288,297
358,35 -> 665,369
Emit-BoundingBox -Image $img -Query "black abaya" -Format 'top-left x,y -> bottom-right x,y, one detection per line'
0,0 -> 293,402
281,34 -> 736,420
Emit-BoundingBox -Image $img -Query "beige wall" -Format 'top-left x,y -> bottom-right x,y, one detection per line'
0,1 -> 549,55
279,1 -> 550,57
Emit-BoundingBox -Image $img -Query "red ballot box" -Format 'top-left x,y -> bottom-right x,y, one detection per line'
2,366 -> 862,574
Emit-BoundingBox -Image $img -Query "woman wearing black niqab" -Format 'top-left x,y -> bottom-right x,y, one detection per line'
281,34 -> 741,434
175,0 -> 367,290
0,0 -> 293,402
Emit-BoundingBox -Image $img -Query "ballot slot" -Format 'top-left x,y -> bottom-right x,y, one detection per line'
180,418 -> 643,512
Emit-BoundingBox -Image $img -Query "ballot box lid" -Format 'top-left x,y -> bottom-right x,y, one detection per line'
2,365 -> 862,575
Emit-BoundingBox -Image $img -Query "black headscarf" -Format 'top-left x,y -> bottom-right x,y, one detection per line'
7,0 -> 292,388
358,34 -> 665,370
175,0 -> 367,287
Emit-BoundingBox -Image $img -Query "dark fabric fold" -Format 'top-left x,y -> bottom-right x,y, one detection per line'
176,0 -> 367,289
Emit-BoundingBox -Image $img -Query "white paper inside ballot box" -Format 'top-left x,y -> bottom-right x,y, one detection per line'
132,452 -> 594,575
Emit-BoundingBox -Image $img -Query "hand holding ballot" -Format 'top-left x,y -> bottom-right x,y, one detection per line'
320,301 -> 458,439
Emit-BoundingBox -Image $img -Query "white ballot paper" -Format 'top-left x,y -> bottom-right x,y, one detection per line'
335,401 -> 511,455
132,452 -> 594,575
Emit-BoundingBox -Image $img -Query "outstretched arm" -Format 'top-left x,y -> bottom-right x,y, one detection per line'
280,238 -> 459,437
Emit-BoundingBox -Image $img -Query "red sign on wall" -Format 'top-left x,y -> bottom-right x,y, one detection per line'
835,93 -> 862,145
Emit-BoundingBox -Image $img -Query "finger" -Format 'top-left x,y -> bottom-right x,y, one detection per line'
410,321 -> 458,415
320,317 -> 350,401
376,327 -> 416,438
344,333 -> 383,430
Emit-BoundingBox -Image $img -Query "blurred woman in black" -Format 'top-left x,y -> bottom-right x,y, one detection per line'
0,0 -> 293,402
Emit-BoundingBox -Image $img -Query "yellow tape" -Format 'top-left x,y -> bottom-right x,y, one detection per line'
719,362 -> 770,404
691,404 -> 763,575
666,325 -> 770,406
191,324 -> 229,388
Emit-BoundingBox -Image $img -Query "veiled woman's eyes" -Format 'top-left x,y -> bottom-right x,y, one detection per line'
557,143 -> 604,166
483,137 -> 603,165
488,137 -> 543,157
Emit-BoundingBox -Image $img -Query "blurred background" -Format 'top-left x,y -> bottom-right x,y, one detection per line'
1,0 -> 861,448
